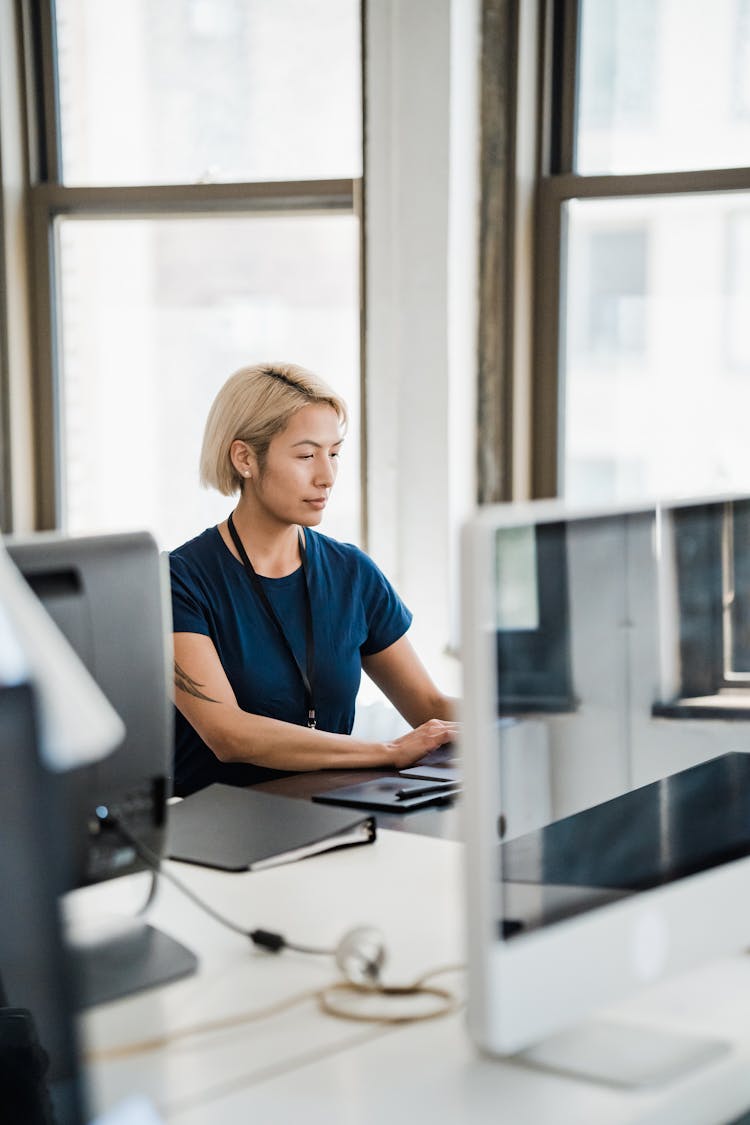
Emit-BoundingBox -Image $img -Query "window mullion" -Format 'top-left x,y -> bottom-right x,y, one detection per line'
30,179 -> 358,217
543,166 -> 750,206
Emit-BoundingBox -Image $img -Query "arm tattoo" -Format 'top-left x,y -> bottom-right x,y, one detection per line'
174,662 -> 218,703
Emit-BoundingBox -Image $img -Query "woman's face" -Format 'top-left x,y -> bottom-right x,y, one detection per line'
249,403 -> 343,527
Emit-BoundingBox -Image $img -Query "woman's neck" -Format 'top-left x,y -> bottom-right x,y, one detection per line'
224,501 -> 302,578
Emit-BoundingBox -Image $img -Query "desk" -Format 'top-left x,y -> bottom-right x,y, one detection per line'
77,830 -> 750,1125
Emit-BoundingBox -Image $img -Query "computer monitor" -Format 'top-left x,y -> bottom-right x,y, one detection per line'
0,682 -> 86,1125
462,496 -> 750,1085
6,531 -> 197,1008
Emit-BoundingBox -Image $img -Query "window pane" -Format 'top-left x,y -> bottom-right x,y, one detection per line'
55,0 -> 361,185
576,0 -> 750,174
725,503 -> 750,677
56,214 -> 360,549
561,193 -> 750,503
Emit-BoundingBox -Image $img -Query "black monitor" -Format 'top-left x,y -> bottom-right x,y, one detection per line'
6,531 -> 197,1008
0,682 -> 86,1125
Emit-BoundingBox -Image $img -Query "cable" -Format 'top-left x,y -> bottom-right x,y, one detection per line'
317,978 -> 462,1024
86,962 -> 466,1063
103,811 -> 331,956
86,987 -> 322,1062
135,869 -> 159,916
91,810 -> 465,1047
317,959 -> 466,1024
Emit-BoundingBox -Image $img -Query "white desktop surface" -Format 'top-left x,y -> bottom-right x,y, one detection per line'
75,830 -> 750,1125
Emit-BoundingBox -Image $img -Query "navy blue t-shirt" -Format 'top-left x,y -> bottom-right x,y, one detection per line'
169,526 -> 412,795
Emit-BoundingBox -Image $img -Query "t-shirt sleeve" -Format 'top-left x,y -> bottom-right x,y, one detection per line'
169,554 -> 211,637
357,550 -> 413,656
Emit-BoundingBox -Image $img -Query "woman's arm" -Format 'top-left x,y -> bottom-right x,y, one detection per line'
362,634 -> 457,727
174,632 -> 457,772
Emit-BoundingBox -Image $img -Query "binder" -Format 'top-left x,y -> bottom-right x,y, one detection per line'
166,783 -> 376,872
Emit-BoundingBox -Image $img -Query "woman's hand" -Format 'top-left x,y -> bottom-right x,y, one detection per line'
384,719 -> 460,770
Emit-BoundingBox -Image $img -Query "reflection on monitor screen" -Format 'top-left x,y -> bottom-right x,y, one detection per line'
462,497 -> 750,1083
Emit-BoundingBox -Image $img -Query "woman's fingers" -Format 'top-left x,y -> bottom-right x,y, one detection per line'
388,719 -> 461,768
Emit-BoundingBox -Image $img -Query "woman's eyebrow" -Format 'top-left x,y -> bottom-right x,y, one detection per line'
291,438 -> 344,448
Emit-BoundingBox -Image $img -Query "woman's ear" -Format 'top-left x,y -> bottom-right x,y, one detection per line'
229,440 -> 258,481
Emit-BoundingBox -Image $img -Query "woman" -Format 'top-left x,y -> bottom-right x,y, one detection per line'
170,362 -> 457,796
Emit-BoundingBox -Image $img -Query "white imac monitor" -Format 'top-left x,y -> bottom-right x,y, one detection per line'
461,496 -> 750,1084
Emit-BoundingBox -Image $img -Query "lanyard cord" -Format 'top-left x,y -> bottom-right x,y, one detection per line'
227,512 -> 316,729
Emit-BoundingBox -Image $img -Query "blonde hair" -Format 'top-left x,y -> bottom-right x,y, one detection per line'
200,362 -> 349,496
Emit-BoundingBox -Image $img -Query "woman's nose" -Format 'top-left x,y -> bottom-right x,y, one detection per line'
314,459 -> 335,487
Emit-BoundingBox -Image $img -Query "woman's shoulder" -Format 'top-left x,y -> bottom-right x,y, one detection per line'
307,528 -> 368,566
307,529 -> 386,582
169,526 -> 225,576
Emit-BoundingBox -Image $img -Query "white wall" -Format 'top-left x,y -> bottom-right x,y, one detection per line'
364,0 -> 480,692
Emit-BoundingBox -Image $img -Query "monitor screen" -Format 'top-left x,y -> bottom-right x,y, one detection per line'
6,531 -> 173,890
462,497 -> 750,1064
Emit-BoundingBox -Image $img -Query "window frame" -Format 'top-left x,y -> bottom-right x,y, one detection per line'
22,0 -> 367,536
530,0 -> 750,499
655,500 -> 750,707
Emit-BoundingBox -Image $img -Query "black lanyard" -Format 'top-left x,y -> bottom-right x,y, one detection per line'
227,513 -> 316,729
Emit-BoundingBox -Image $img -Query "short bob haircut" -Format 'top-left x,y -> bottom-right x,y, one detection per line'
200,362 -> 349,496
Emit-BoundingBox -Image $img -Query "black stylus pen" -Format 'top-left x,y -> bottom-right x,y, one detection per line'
395,781 -> 461,800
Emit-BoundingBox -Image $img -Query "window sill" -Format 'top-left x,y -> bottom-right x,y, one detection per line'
652,695 -> 750,720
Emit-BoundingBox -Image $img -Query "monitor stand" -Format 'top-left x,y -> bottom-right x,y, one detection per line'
516,1020 -> 730,1089
66,914 -> 198,1009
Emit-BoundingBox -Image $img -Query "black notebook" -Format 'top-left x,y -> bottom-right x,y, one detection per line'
166,784 -> 377,872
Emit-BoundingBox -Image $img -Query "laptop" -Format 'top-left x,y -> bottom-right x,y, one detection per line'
398,741 -> 461,784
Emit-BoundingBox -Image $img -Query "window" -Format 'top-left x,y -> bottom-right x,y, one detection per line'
534,1 -> 750,504
570,222 -> 648,360
722,501 -> 750,681
577,0 -> 749,175
57,214 -> 360,548
731,0 -> 750,121
28,0 -> 363,549
725,210 -> 750,371
494,523 -> 574,712
667,500 -> 750,702
55,0 -> 361,186
576,0 -> 657,156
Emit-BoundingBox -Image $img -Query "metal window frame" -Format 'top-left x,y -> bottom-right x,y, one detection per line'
21,0 -> 366,535
531,0 -> 750,498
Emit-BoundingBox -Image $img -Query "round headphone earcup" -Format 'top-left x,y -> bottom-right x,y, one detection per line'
334,926 -> 387,985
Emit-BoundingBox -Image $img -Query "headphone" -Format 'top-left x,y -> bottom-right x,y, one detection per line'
333,926 -> 387,985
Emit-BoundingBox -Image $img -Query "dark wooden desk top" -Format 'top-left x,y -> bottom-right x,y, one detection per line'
252,767 -> 463,841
